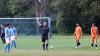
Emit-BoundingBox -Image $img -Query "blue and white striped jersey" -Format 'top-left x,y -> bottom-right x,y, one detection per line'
10,27 -> 17,36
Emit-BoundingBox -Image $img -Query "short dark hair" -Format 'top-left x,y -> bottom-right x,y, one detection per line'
92,23 -> 95,24
5,22 -> 11,27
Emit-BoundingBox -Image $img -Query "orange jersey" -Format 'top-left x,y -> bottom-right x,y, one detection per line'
75,26 -> 82,38
91,27 -> 98,38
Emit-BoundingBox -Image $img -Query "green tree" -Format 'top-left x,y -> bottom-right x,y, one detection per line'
0,0 -> 11,17
50,0 -> 100,34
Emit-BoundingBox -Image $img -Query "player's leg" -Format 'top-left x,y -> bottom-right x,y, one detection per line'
2,33 -> 6,44
76,39 -> 81,48
42,42 -> 45,50
5,38 -> 8,52
7,39 -> 11,52
11,41 -> 13,48
42,37 -> 45,50
77,40 -> 79,46
76,40 -> 78,48
5,38 -> 10,52
76,37 -> 80,48
8,43 -> 10,52
13,36 -> 16,48
5,44 -> 8,52
94,38 -> 97,48
78,37 -> 82,47
1,35 -> 4,44
45,39 -> 48,50
11,36 -> 13,48
78,40 -> 81,47
11,36 -> 16,48
2,36 -> 6,44
13,40 -> 16,48
11,41 -> 16,48
91,37 -> 94,48
74,36 -> 78,48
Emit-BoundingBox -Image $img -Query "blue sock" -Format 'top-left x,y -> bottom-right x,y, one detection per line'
13,41 -> 16,48
11,41 -> 16,48
8,45 -> 10,52
5,44 -> 8,52
11,41 -> 14,48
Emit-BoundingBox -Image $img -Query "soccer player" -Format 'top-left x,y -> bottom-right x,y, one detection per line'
4,23 -> 11,52
73,23 -> 82,48
37,18 -> 50,51
10,24 -> 17,48
1,24 -> 6,44
91,23 -> 99,48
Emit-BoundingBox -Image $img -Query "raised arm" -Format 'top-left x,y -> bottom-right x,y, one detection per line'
36,18 -> 42,26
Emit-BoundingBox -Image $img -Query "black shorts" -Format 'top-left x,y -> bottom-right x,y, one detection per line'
42,35 -> 48,42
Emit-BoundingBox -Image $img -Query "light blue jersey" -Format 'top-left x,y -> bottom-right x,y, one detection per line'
5,27 -> 11,38
11,27 -> 17,36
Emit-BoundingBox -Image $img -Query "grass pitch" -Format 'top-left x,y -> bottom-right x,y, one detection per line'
0,35 -> 100,56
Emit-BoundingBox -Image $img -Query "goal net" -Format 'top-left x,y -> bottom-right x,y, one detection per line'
0,17 -> 51,36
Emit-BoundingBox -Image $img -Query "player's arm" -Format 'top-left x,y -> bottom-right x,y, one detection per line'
73,30 -> 76,40
73,32 -> 77,40
15,28 -> 17,36
5,28 -> 8,37
80,28 -> 83,38
48,28 -> 51,38
37,18 -> 42,26
48,32 -> 51,38
73,28 -> 76,36
73,32 -> 76,36
91,27 -> 93,36
97,27 -> 99,38
15,28 -> 17,39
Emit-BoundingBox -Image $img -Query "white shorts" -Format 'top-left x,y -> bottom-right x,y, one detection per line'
5,38 -> 10,44
11,36 -> 16,41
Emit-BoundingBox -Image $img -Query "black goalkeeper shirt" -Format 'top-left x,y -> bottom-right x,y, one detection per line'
41,25 -> 49,36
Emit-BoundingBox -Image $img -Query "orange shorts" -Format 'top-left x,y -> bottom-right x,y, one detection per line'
91,36 -> 97,42
75,35 -> 81,41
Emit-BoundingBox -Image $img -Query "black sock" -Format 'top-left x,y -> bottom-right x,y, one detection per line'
77,42 -> 79,47
46,43 -> 48,50
43,44 -> 45,50
91,43 -> 94,47
78,42 -> 81,46
95,44 -> 97,47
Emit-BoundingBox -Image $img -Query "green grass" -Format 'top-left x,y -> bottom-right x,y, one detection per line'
0,35 -> 100,56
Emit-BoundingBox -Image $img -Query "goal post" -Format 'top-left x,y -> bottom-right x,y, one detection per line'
0,17 -> 51,36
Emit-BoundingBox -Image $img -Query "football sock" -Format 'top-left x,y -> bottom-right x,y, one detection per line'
5,44 -> 8,52
95,44 -> 97,47
42,44 -> 45,50
77,42 -> 79,47
13,41 -> 16,48
91,43 -> 94,47
8,45 -> 10,52
46,43 -> 48,50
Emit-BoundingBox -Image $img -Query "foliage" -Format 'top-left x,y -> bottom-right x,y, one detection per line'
0,0 -> 100,34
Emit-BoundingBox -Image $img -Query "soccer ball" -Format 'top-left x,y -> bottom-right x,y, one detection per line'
50,45 -> 53,49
